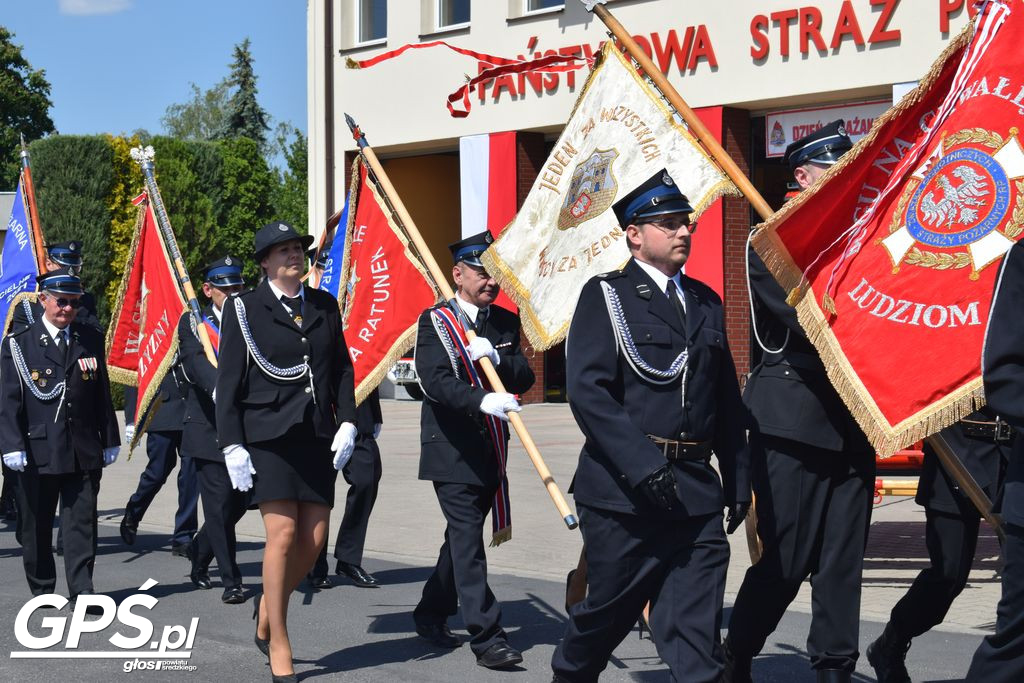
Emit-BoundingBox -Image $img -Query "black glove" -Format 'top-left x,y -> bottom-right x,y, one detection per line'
640,465 -> 678,512
725,502 -> 751,535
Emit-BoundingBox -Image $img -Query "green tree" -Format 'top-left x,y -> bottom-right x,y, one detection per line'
272,124 -> 308,230
161,80 -> 230,141
0,26 -> 56,190
218,136 -> 276,282
217,38 -> 270,152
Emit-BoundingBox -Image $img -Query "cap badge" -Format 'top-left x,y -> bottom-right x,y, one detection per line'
662,171 -> 674,186
225,256 -> 233,265
278,223 -> 288,232
837,125 -> 848,137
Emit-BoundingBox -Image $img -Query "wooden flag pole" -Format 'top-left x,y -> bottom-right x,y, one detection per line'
583,0 -> 1002,544
131,146 -> 218,368
346,115 -> 578,531
19,136 -> 48,273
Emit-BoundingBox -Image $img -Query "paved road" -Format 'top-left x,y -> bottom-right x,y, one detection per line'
0,401 -> 996,681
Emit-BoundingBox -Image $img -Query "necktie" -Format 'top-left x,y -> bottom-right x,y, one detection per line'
56,329 -> 68,360
666,280 -> 686,330
474,307 -> 489,334
280,295 -> 303,324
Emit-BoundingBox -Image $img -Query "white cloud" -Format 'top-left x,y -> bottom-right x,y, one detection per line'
58,0 -> 134,16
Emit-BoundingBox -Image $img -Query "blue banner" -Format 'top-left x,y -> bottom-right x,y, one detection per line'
318,190 -> 349,298
0,178 -> 38,328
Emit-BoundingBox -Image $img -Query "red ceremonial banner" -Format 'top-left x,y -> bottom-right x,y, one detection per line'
339,160 -> 438,404
106,195 -> 186,450
752,1 -> 1023,455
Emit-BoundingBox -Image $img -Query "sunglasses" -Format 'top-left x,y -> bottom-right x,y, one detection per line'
48,297 -> 83,310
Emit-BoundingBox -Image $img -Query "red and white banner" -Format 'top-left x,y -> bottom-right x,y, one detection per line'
752,1 -> 1022,455
340,161 -> 439,404
460,131 -> 518,312
106,194 -> 186,451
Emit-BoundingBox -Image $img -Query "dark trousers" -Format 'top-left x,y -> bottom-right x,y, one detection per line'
727,435 -> 875,672
413,481 -> 505,656
967,522 -> 1024,682
16,467 -> 101,598
125,430 -> 198,545
312,435 -> 382,576
889,507 -> 981,640
191,459 -> 250,588
552,505 -> 729,683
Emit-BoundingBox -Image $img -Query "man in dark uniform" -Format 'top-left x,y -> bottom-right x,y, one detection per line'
9,241 -> 103,333
868,412 -> 1010,682
177,257 -> 250,604
120,363 -> 198,556
307,241 -> 385,590
0,268 -> 119,610
550,169 -> 750,683
724,121 -> 876,683
965,240 -> 1024,682
411,230 -> 535,669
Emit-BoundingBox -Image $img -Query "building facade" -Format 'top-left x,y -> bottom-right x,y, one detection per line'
308,0 -> 975,403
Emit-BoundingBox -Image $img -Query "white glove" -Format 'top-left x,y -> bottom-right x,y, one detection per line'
331,422 -> 358,470
124,423 -> 135,443
211,389 -> 216,404
222,444 -> 256,491
372,423 -> 382,440
2,451 -> 27,472
103,447 -> 119,466
467,336 -> 500,366
479,392 -> 521,422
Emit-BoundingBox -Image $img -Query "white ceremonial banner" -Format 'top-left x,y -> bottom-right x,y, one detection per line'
482,42 -> 738,350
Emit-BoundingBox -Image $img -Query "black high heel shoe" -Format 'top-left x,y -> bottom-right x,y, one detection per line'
252,593 -> 270,657
270,673 -> 297,683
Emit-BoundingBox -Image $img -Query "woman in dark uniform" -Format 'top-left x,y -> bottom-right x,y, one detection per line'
216,222 -> 358,682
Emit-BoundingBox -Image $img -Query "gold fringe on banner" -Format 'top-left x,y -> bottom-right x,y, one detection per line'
748,20 -> 980,456
105,201 -> 147,387
490,525 -> 511,547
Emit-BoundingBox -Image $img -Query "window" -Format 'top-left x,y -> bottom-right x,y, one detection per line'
527,0 -> 563,11
358,0 -> 387,43
438,0 -> 470,28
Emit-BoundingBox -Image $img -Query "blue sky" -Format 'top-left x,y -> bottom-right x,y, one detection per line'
2,0 -> 307,138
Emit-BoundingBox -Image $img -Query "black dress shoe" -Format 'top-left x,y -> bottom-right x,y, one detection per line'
222,586 -> 245,604
335,561 -> 379,587
414,621 -> 462,649
476,641 -> 523,669
70,590 -> 105,616
270,673 -> 297,683
189,568 -> 212,590
171,542 -> 192,558
252,593 -> 270,656
309,575 -> 333,590
120,510 -> 138,545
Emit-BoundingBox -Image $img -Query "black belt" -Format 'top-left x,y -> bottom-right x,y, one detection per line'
961,419 -> 1015,443
648,436 -> 712,461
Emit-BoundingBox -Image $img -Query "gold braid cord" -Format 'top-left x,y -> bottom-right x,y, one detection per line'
105,202 -> 147,387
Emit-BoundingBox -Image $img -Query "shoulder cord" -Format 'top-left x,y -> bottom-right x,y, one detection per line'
746,230 -> 790,355
232,297 -> 315,404
21,299 -> 34,325
9,337 -> 67,422
600,281 -> 688,390
430,310 -> 465,382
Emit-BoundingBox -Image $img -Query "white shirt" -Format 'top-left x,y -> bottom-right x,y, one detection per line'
455,292 -> 488,326
212,304 -> 223,323
634,259 -> 687,312
267,280 -> 305,314
41,316 -> 70,345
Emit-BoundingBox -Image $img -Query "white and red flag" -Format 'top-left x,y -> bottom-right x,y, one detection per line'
339,160 -> 439,404
106,193 -> 186,450
752,1 -> 1024,454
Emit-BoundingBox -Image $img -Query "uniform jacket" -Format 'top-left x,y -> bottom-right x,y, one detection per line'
917,409 -> 1008,515
0,319 -> 119,474
124,367 -> 187,432
566,259 -> 750,518
11,292 -> 103,335
177,306 -> 221,461
983,240 -> 1024,527
414,301 -> 535,486
745,250 -> 871,453
356,388 -> 382,438
216,280 -> 357,446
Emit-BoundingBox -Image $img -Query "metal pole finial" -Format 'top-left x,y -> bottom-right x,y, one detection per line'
580,0 -> 607,11
130,145 -> 156,171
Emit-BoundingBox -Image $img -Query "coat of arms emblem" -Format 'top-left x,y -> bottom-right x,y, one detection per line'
557,149 -> 619,231
881,127 -> 1024,279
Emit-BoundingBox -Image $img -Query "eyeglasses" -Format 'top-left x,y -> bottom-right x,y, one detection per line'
644,217 -> 696,235
51,297 -> 83,310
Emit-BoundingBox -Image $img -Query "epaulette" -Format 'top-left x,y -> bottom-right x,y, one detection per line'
595,269 -> 625,280
7,325 -> 31,338
233,288 -> 256,298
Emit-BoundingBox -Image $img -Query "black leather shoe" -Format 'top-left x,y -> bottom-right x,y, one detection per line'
270,673 -> 297,683
335,561 -> 379,587
309,575 -> 333,590
721,636 -> 753,683
189,568 -> 212,590
252,593 -> 270,657
70,590 -> 105,616
171,542 -> 192,558
476,641 -> 523,669
867,624 -> 911,683
222,586 -> 245,604
120,509 -> 138,545
414,621 -> 462,649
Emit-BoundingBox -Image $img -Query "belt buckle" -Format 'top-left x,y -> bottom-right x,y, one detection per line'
996,421 -> 1013,442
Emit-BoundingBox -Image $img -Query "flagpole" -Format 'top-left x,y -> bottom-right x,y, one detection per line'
19,136 -> 48,273
346,115 -> 578,531
130,146 -> 218,368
